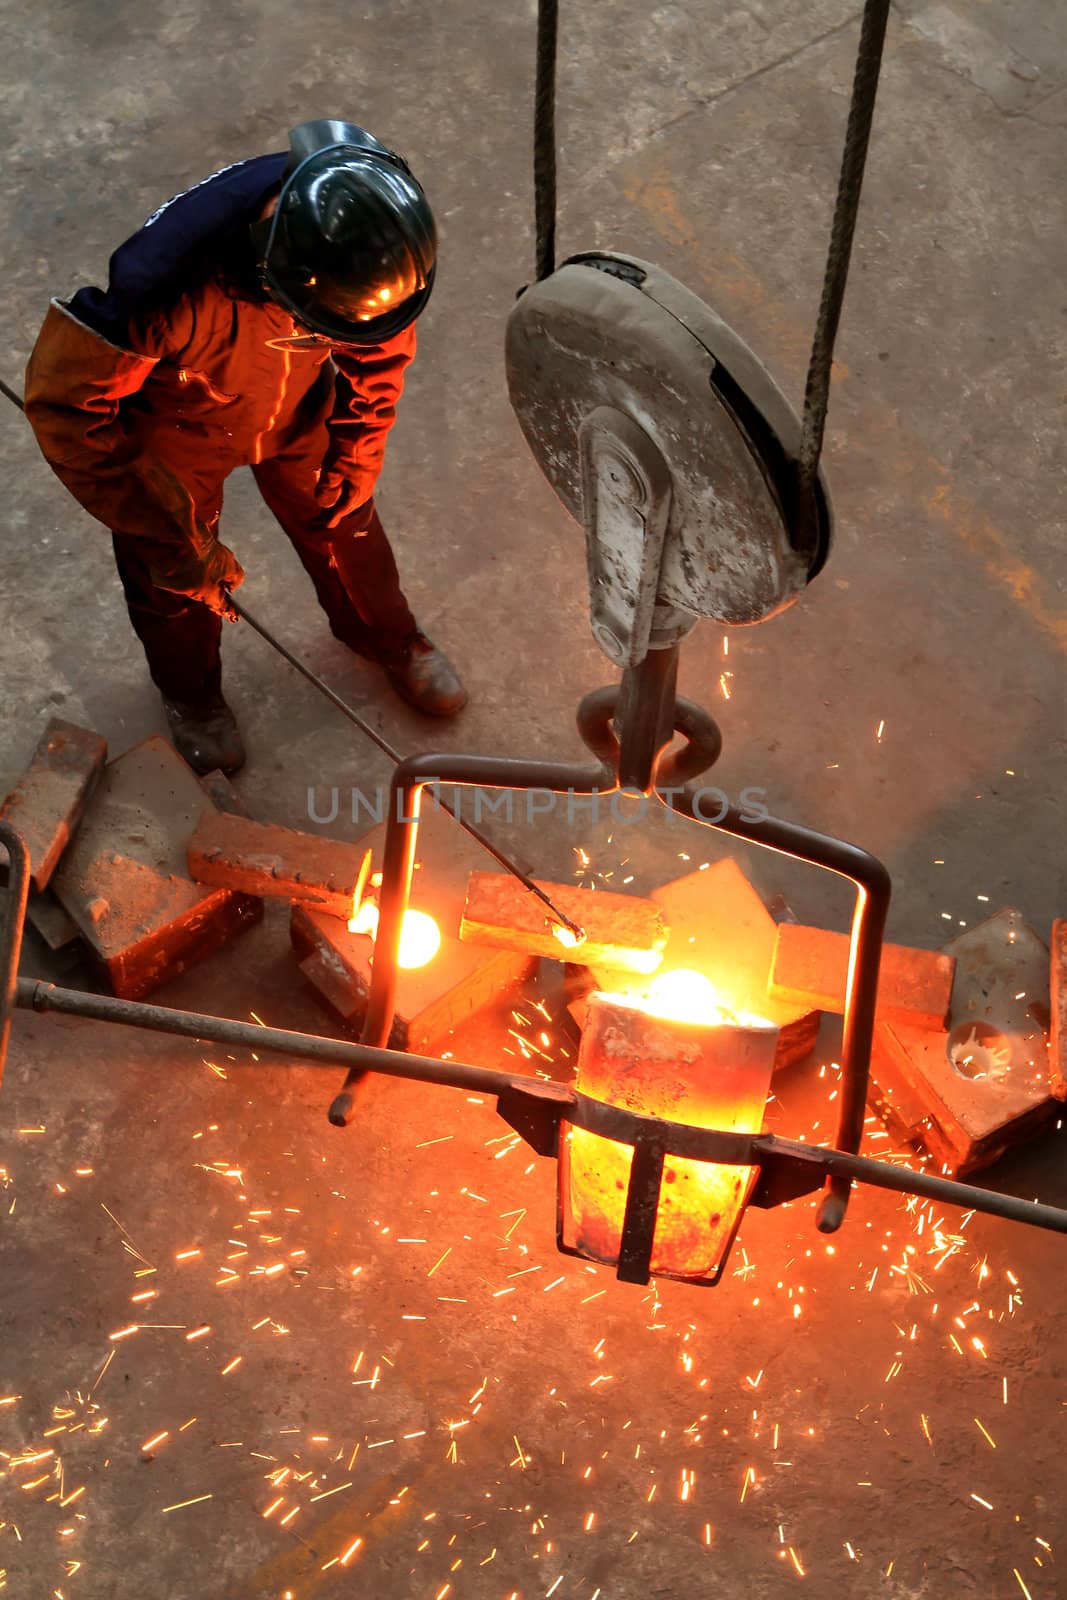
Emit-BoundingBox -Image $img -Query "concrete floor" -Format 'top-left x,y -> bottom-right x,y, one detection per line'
1,0 -> 1066,1595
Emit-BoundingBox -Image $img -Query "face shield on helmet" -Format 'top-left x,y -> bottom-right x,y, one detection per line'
252,121 -> 437,347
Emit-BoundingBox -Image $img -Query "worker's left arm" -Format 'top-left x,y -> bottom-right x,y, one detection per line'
316,326 -> 417,530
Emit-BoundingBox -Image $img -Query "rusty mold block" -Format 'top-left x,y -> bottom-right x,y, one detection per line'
460,869 -> 667,973
870,910 -> 1054,1176
0,719 -> 107,891
50,736 -> 262,999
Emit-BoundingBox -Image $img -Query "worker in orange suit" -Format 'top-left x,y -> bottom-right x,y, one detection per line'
24,118 -> 467,776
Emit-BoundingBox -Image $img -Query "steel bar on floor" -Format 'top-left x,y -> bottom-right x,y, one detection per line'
13,973 -> 1067,1241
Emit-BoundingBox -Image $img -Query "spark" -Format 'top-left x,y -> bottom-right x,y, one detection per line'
310,1482 -> 352,1503
92,1351 -> 114,1392
502,1208 -> 527,1240
141,1431 -> 169,1453
100,1203 -> 154,1267
162,1494 -> 213,1513
339,1537 -> 363,1566
974,1418 -> 996,1449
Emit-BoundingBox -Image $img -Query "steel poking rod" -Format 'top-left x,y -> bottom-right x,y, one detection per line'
225,594 -> 586,941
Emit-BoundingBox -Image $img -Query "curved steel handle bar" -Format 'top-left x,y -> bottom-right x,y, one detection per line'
328,750 -> 614,1125
0,822 -> 31,1090
671,791 -> 891,1233
326,748 -> 889,1239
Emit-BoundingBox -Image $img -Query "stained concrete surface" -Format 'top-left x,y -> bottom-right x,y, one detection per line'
1,0 -> 1066,1595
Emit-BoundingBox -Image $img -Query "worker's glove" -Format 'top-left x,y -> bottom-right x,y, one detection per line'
312,464 -> 375,538
149,541 -> 245,621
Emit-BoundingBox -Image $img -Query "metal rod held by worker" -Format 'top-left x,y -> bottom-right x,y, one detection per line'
227,593 -> 585,942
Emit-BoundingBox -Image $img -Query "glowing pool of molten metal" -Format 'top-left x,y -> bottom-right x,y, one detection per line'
348,900 -> 442,971
640,967 -> 773,1029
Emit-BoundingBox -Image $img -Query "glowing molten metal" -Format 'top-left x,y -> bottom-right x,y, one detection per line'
640,967 -> 772,1029
561,983 -> 779,1284
348,898 -> 442,971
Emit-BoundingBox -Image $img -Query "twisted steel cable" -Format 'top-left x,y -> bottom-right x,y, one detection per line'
533,0 -> 559,280
794,0 -> 892,534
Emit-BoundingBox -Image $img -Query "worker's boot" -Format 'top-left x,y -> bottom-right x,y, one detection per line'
381,631 -> 468,717
161,692 -> 246,776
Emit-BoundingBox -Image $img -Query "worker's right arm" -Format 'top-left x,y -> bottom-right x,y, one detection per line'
23,299 -> 242,609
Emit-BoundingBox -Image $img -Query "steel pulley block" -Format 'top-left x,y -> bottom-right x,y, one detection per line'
506,252 -> 833,658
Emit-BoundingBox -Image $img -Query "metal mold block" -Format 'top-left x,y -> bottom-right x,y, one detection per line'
871,910 -> 1054,1175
